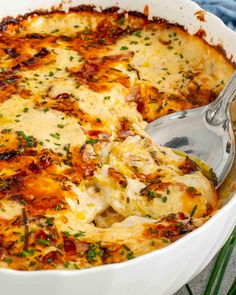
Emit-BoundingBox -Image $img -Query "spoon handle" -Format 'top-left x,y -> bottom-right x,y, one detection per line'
207,71 -> 236,125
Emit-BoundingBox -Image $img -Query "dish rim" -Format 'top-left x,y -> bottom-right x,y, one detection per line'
0,0 -> 235,275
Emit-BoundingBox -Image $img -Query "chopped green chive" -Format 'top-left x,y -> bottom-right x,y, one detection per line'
190,205 -> 197,217
134,31 -> 142,37
85,139 -> 98,145
23,107 -> 29,113
162,196 -> 168,203
74,230 -> 86,238
37,239 -> 50,246
50,132 -> 60,140
57,124 -> 64,129
119,18 -> 125,25
188,186 -> 195,192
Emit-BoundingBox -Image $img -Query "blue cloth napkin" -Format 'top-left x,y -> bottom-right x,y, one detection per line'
194,0 -> 236,30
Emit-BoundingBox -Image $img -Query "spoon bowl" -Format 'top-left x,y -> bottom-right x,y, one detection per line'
146,71 -> 236,187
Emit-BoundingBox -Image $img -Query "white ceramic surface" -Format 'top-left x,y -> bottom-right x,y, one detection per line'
0,1 -> 235,295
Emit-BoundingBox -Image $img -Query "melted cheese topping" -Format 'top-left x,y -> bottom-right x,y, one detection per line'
0,8 -> 234,271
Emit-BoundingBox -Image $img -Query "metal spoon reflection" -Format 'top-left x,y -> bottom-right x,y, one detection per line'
146,71 -> 236,187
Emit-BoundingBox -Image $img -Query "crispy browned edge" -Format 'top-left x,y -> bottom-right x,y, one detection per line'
0,4 -> 235,68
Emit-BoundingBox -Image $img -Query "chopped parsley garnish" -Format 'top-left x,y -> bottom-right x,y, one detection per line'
43,107 -> 49,112
104,96 -> 111,100
167,45 -> 174,50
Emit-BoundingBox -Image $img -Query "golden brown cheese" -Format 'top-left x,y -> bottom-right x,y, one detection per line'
0,7 -> 234,271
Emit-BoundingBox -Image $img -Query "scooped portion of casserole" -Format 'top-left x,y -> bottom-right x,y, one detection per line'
0,7 -> 234,270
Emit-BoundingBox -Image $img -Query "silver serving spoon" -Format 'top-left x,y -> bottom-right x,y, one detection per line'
146,71 -> 236,187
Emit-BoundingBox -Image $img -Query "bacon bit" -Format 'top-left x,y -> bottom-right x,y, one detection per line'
195,28 -> 206,39
42,251 -> 60,264
22,208 -> 29,251
26,33 -> 44,39
34,48 -> 50,58
108,168 -> 128,188
126,87 -> 141,102
12,170 -> 27,179
179,157 -> 198,174
102,244 -> 125,264
35,230 -> 57,244
118,129 -> 134,139
22,150 -> 37,156
195,10 -> 206,22
0,150 -> 17,161
12,64 -> 21,71
140,180 -> 165,198
35,230 -> 48,241
39,154 -> 53,169
118,119 -> 134,139
104,52 -> 134,62
76,62 -> 100,81
22,48 -> 50,68
80,144 -> 94,162
28,194 -> 65,213
63,237 -> 76,253
22,58 -> 36,67
143,5 -> 149,17
178,212 -> 188,220
0,247 -> 8,260
86,130 -> 110,140
158,37 -> 171,46
4,48 -> 19,58
77,241 -> 89,252
137,100 -> 145,113
0,177 -> 23,194
55,93 -> 70,100
28,162 -> 41,174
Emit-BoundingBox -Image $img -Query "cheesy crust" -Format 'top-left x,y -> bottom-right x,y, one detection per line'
0,7 -> 234,270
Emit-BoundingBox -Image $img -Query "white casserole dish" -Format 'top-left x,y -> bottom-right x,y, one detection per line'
0,0 -> 235,294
